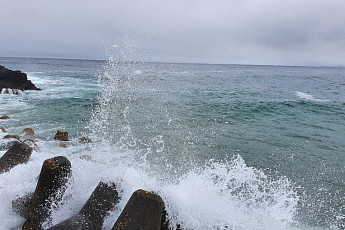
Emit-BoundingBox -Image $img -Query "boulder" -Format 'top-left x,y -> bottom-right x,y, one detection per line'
48,181 -> 119,230
21,128 -> 35,136
112,189 -> 164,230
0,115 -> 10,119
24,156 -> 72,230
54,130 -> 69,141
0,65 -> 40,92
0,142 -> 33,173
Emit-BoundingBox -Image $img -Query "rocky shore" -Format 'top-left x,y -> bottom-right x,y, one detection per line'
0,121 -> 178,230
0,65 -> 40,94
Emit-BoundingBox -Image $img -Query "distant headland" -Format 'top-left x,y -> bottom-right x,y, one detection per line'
0,65 -> 40,94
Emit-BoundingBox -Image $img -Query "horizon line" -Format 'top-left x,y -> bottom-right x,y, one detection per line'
1,55 -> 344,69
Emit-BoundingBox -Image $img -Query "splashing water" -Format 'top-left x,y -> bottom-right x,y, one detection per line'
85,58 -> 301,229
3,57 -> 339,229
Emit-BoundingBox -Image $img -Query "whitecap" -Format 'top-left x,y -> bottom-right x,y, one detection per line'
295,91 -> 329,102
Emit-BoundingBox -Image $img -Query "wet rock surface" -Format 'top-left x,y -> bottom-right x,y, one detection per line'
0,142 -> 33,173
24,156 -> 72,229
54,130 -> 69,141
48,182 -> 119,230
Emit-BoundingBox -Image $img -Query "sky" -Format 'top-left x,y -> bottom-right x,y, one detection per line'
1,0 -> 345,66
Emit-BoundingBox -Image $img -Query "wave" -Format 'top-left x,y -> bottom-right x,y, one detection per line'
83,59 -> 301,229
295,91 -> 329,102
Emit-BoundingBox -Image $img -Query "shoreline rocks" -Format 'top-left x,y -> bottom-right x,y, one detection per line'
112,189 -> 164,230
0,115 -> 10,119
1,127 -> 178,229
23,156 -> 72,230
0,65 -> 40,93
54,130 -> 69,141
0,142 -> 33,173
48,182 -> 120,229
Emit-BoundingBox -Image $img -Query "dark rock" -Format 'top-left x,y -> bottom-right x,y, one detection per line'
0,140 -> 21,151
54,130 -> 69,141
112,189 -> 164,230
24,156 -> 72,230
0,65 -> 40,92
0,142 -> 32,173
12,192 -> 34,219
48,181 -> 119,230
0,115 -> 10,119
0,126 -> 6,132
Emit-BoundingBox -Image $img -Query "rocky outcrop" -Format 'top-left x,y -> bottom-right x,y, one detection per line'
0,65 -> 40,93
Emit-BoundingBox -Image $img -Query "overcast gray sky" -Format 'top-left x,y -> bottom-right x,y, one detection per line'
1,0 -> 345,66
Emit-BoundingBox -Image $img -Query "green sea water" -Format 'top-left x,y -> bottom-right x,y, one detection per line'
1,57 -> 345,229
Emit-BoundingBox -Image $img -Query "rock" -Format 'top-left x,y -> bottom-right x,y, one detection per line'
3,134 -> 20,139
48,181 -> 119,230
12,192 -> 34,219
0,142 -> 33,173
112,189 -> 164,230
21,128 -> 35,136
54,130 -> 69,141
0,126 -> 6,132
0,65 -> 40,92
24,156 -> 72,230
79,137 -> 92,144
0,115 -> 10,119
0,140 -> 21,151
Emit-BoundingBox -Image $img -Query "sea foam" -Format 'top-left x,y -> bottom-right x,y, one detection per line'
295,91 -> 329,102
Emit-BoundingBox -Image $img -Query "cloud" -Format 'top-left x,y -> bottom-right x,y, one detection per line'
0,0 -> 344,66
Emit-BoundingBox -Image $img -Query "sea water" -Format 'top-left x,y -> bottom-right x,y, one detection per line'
0,57 -> 345,229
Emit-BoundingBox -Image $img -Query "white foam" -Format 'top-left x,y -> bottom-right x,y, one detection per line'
295,91 -> 329,102
0,137 -> 302,230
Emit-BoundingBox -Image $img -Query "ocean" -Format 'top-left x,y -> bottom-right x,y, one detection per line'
0,57 -> 345,229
